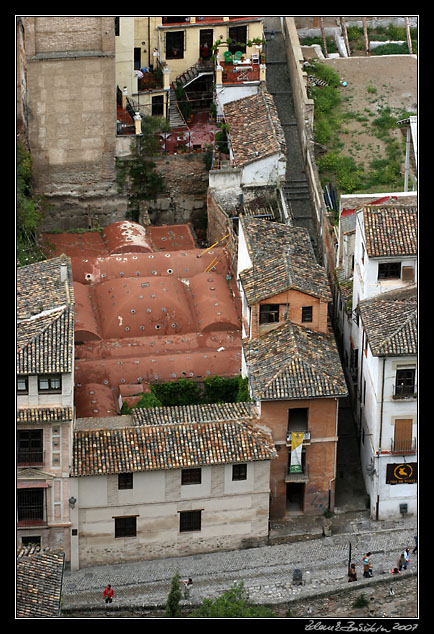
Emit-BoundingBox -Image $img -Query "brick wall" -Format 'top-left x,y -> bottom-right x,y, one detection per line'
250,289 -> 328,339
262,398 -> 338,518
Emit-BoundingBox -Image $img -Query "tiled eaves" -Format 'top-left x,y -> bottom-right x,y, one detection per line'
17,407 -> 73,424
16,547 -> 65,618
17,307 -> 74,375
132,401 -> 258,426
71,419 -> 276,477
223,90 -> 286,167
17,256 -> 75,376
358,285 -> 417,356
239,217 -> 331,303
244,320 -> 347,400
363,206 -> 417,258
17,256 -> 74,319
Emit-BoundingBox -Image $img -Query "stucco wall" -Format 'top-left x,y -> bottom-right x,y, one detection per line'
72,461 -> 270,568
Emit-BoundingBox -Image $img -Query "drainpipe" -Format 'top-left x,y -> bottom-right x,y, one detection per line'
404,125 -> 411,192
376,356 -> 386,521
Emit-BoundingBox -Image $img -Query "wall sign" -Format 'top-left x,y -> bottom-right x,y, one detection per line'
386,462 -> 417,485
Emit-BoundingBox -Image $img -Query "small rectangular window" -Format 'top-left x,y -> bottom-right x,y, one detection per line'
118,473 -> 133,490
38,375 -> 61,393
259,304 -> 280,324
232,464 -> 247,481
17,377 -> 28,394
179,510 -> 201,532
166,31 -> 185,59
181,468 -> 201,485
115,516 -> 137,538
301,306 -> 313,322
378,262 -> 401,279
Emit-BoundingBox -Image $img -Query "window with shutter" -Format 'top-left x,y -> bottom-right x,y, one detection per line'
401,266 -> 415,282
393,419 -> 413,453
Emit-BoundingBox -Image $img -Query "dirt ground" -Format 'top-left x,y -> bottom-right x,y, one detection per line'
321,55 -> 417,190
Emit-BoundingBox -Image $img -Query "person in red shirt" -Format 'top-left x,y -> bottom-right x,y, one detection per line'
103,584 -> 114,604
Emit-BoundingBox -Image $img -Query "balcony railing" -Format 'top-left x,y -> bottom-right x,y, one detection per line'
17,450 -> 44,466
285,463 -> 310,483
391,439 -> 417,455
393,384 -> 417,400
221,61 -> 260,84
286,430 -> 311,446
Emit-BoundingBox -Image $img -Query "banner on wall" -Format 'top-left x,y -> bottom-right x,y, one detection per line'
290,432 -> 304,473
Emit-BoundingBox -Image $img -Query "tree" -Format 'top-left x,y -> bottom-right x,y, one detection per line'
165,572 -> 182,617
17,140 -> 50,265
189,582 -> 276,618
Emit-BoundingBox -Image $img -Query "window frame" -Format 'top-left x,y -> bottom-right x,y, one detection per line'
166,30 -> 185,59
378,261 -> 401,280
232,463 -> 247,481
17,429 -> 44,465
301,306 -> 313,323
259,303 -> 280,325
118,473 -> 133,490
181,468 -> 201,485
394,368 -> 416,398
38,374 -> 62,394
114,516 -> 137,538
179,509 -> 202,533
17,376 -> 28,394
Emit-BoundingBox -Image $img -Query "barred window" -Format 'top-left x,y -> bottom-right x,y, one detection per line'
181,468 -> 201,485
232,464 -> 247,481
114,516 -> 137,538
179,510 -> 201,532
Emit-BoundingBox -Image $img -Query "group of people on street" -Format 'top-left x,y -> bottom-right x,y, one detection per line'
348,536 -> 416,583
100,538 -> 418,604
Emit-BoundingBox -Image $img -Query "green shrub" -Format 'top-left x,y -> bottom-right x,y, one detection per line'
165,573 -> 182,618
154,378 -> 202,406
190,582 -> 276,618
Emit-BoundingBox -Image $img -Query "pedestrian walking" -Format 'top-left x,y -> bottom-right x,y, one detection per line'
182,577 -> 193,599
397,551 -> 406,572
412,535 -> 417,554
348,563 -> 357,582
362,552 -> 373,578
403,547 -> 411,569
103,584 -> 114,604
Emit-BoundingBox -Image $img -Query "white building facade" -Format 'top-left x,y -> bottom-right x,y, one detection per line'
350,204 -> 417,520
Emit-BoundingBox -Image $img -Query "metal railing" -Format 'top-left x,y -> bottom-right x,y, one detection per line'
391,439 -> 417,455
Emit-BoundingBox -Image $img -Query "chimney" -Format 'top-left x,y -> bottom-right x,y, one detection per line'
60,254 -> 68,283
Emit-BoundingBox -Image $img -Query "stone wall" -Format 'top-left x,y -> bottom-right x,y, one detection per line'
149,154 -> 210,243
23,17 -> 127,231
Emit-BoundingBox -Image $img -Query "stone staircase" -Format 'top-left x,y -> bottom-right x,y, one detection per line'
169,87 -> 188,129
169,60 -> 214,129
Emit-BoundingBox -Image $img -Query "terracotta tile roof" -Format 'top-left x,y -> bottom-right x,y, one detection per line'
358,285 -> 417,356
239,217 -> 331,303
223,90 -> 286,167
16,256 -> 74,319
17,256 -> 75,376
17,307 -> 74,375
72,419 -> 275,476
244,320 -> 347,400
16,547 -> 65,618
17,407 -> 73,424
363,206 -> 417,257
132,401 -> 258,425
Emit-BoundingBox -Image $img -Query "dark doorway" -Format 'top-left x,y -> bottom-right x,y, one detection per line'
200,29 -> 213,59
286,483 -> 305,513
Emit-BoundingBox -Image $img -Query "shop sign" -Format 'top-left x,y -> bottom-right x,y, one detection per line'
386,462 -> 417,485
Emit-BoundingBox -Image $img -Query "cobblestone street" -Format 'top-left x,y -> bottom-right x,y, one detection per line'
62,514 -> 417,618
